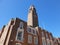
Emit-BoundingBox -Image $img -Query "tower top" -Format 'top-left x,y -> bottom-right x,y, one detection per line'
27,5 -> 39,27
29,5 -> 36,13
29,5 -> 35,9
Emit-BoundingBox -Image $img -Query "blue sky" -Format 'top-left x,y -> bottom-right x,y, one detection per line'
0,0 -> 60,37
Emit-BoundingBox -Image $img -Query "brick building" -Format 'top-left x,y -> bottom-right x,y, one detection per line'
0,5 -> 60,45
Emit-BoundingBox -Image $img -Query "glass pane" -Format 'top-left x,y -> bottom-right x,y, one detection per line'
28,28 -> 31,32
33,30 -> 35,34
20,22 -> 23,29
28,35 -> 32,43
17,32 -> 22,40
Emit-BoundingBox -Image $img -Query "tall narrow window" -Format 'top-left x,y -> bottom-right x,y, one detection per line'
47,42 -> 50,45
42,39 -> 46,45
33,29 -> 35,34
27,28 -> 31,33
34,37 -> 38,45
28,35 -> 32,43
46,33 -> 48,39
42,32 -> 44,37
51,41 -> 53,45
50,35 -> 52,40
17,31 -> 23,41
20,22 -> 23,29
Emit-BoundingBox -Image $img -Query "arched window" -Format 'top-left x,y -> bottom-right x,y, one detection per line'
20,22 -> 23,29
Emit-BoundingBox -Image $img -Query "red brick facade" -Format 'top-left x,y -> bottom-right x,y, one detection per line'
0,5 -> 60,45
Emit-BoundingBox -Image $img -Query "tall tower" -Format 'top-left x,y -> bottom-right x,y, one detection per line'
27,5 -> 39,27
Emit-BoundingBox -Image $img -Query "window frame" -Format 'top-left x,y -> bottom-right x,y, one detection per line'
42,32 -> 44,37
27,27 -> 37,35
20,22 -> 24,29
16,28 -> 24,42
17,31 -> 22,41
46,33 -> 48,39
42,39 -> 46,45
34,37 -> 38,45
32,29 -> 37,35
27,28 -> 31,33
28,35 -> 32,43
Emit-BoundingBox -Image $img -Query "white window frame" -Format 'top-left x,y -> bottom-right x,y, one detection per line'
34,37 -> 38,45
47,41 -> 50,45
32,29 -> 37,35
42,39 -> 46,45
27,27 -> 37,35
16,27 -> 24,42
27,27 -> 31,33
28,35 -> 32,43
32,29 -> 35,34
20,22 -> 24,29
42,32 -> 44,37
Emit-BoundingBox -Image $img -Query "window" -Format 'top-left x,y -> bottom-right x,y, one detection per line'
34,37 -> 38,45
36,31 -> 38,35
33,29 -> 35,34
20,22 -> 23,29
50,35 -> 52,40
46,33 -> 48,39
51,41 -> 53,45
27,28 -> 31,33
27,27 -> 37,35
16,43 -> 21,45
42,39 -> 46,45
28,35 -> 32,43
47,42 -> 50,45
33,29 -> 37,35
42,32 -> 44,37
16,31 -> 23,41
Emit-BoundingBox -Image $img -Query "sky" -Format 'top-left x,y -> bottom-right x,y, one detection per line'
0,0 -> 60,37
